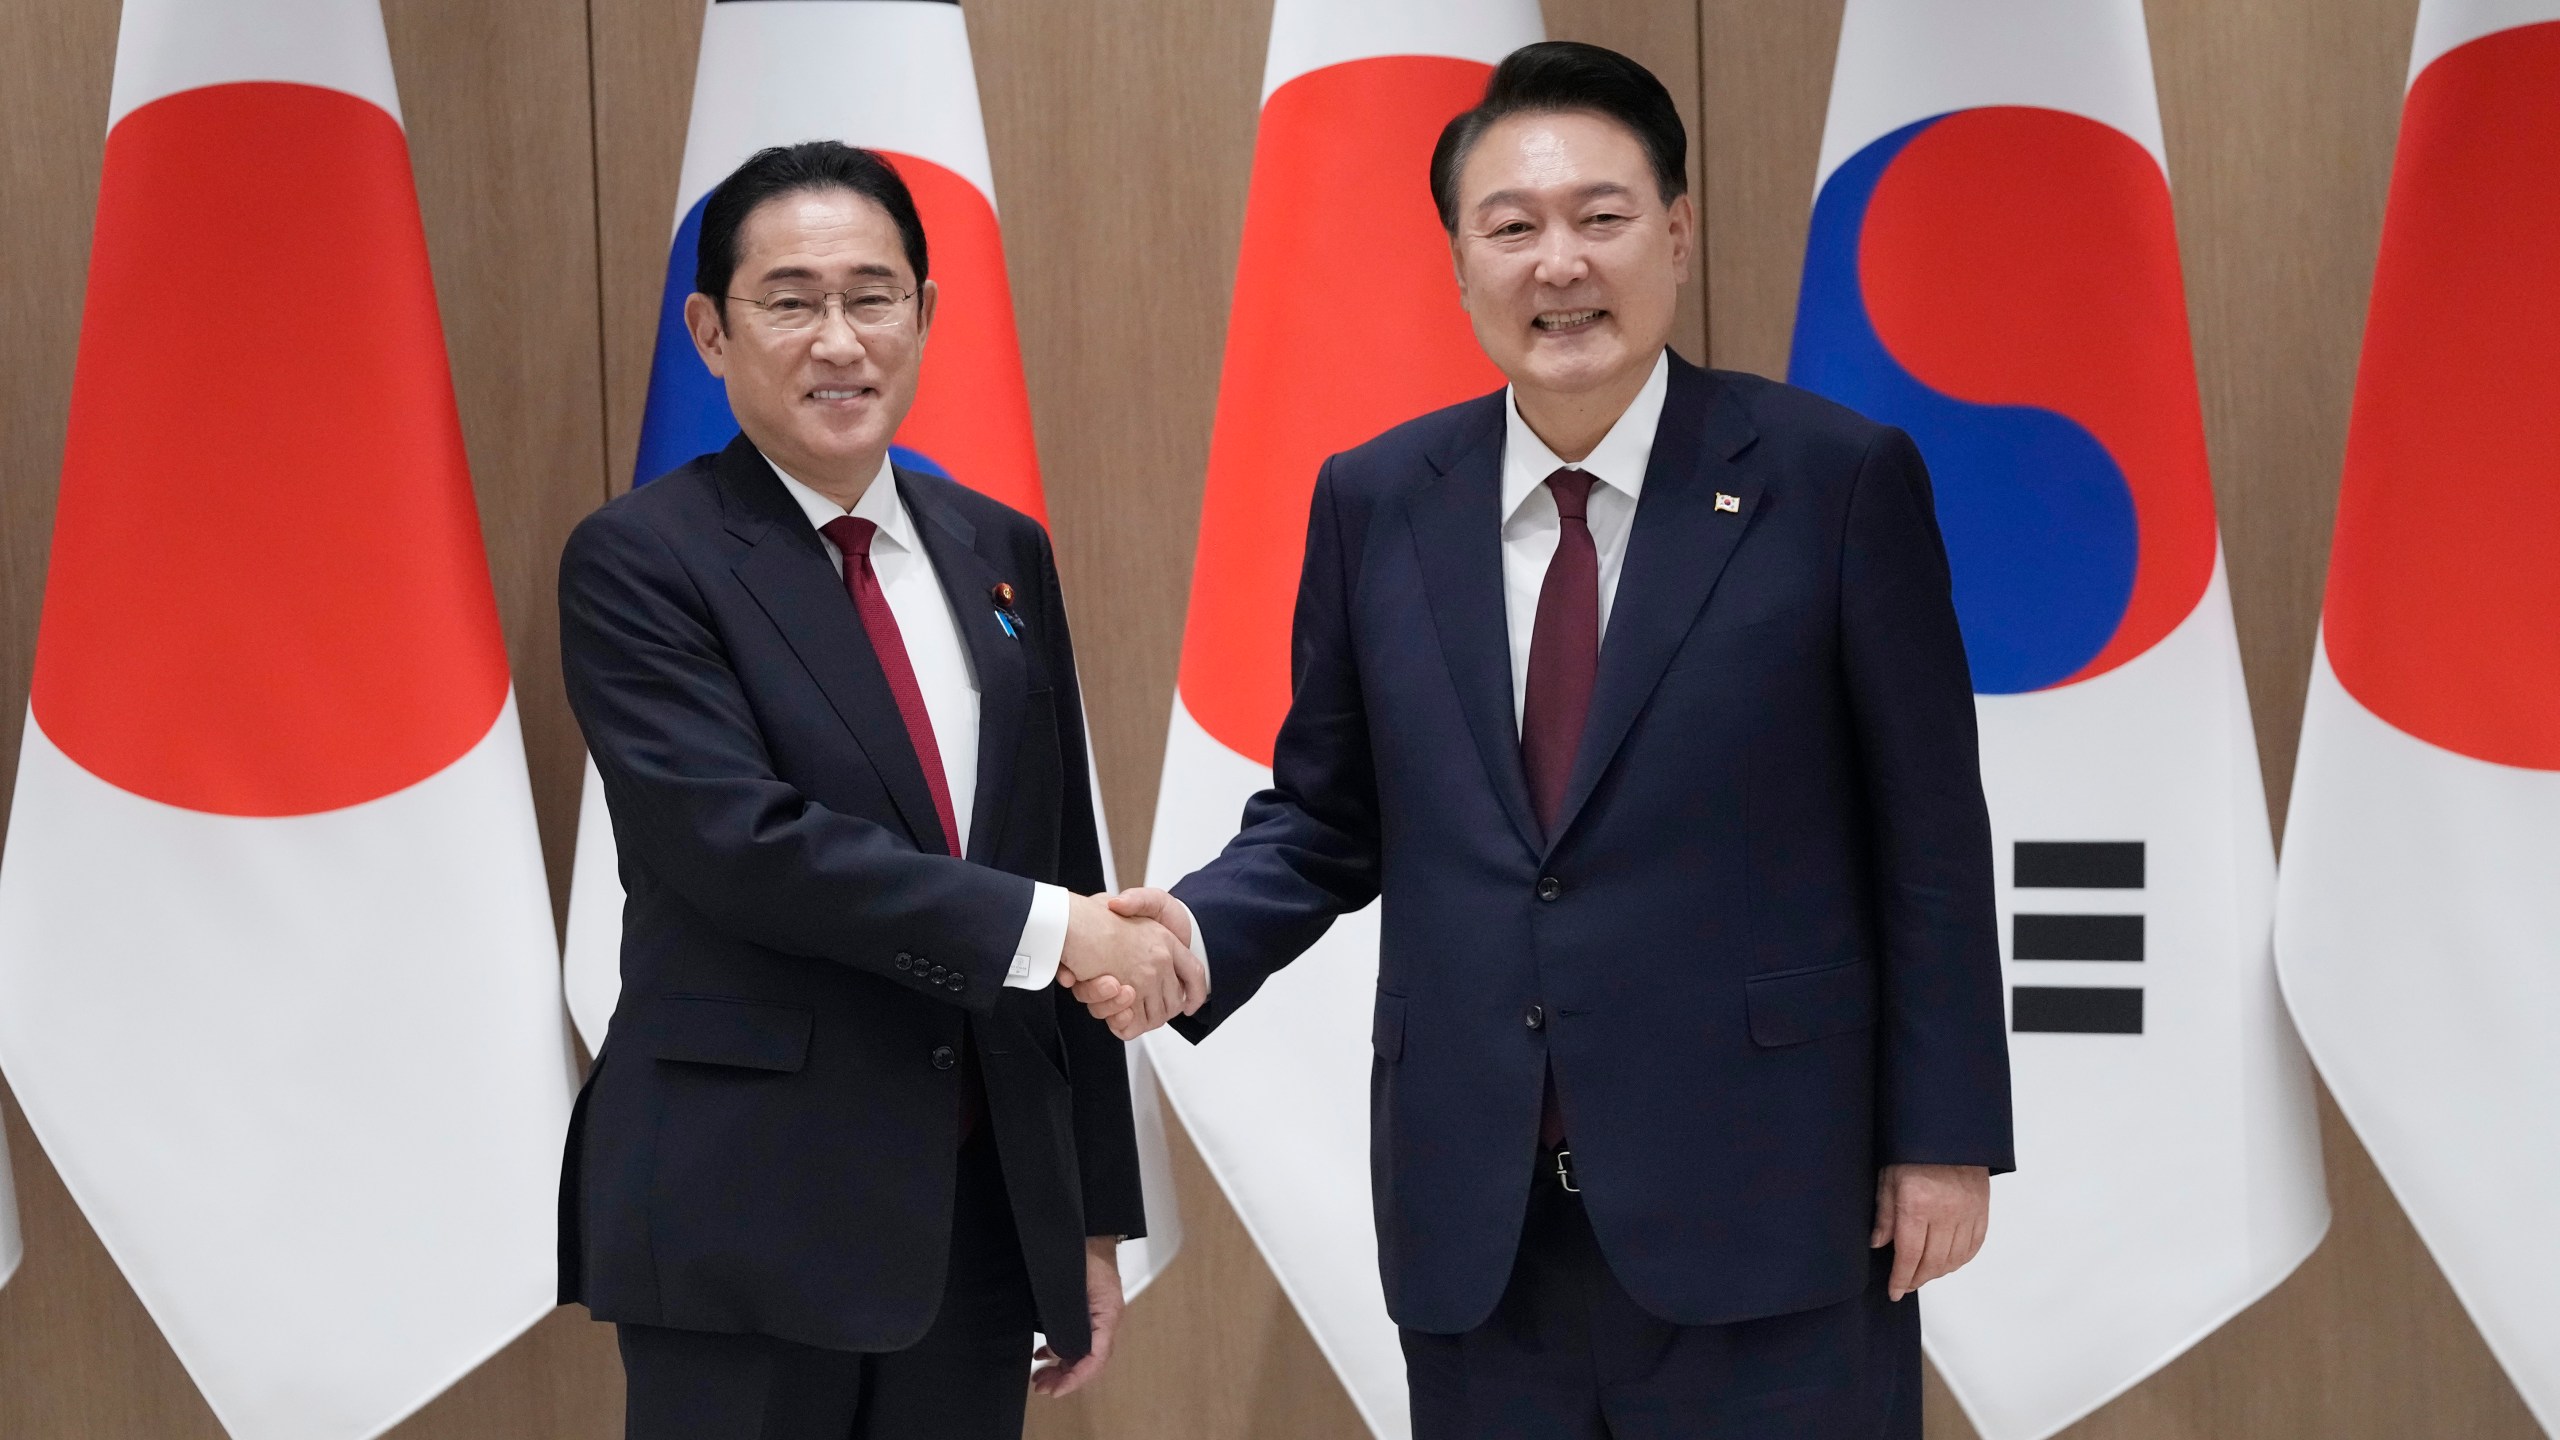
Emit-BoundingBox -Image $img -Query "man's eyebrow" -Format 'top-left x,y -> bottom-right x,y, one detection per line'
1473,180 -> 1642,214
751,260 -> 901,283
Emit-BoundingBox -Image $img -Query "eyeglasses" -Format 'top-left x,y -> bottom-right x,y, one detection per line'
729,286 -> 917,332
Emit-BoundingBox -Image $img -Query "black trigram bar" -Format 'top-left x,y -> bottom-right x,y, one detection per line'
2012,986 -> 2143,1034
2015,841 -> 2145,889
2013,913 -> 2144,961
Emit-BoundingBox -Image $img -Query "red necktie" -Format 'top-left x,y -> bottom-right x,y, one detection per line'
1521,468 -> 1600,837
820,515 -> 962,859
1519,467 -> 1599,1151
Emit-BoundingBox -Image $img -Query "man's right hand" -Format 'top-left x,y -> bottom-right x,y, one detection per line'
1058,893 -> 1206,1038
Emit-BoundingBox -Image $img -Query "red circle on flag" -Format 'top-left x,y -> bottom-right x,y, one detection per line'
892,153 -> 1047,524
31,82 -> 512,816
1180,57 -> 1506,765
2325,24 -> 2560,770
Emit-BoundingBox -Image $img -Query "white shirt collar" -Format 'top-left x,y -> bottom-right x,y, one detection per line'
766,451 -> 917,556
1500,348 -> 1671,524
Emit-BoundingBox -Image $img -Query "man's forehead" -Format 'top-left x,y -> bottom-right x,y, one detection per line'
1464,110 -> 1652,204
737,189 -> 910,276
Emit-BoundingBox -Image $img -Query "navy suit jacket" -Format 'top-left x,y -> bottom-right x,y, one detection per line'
1171,355 -> 2013,1334
555,435 -> 1143,1357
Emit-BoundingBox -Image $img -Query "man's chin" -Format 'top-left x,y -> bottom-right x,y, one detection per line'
1513,341 -> 1637,398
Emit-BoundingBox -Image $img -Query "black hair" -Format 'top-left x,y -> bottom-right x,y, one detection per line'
1428,41 -> 1689,232
694,141 -> 929,321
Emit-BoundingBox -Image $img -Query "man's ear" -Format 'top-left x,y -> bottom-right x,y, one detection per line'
1665,191 -> 1698,278
914,277 -> 939,344
1449,239 -> 1472,313
684,291 -> 730,378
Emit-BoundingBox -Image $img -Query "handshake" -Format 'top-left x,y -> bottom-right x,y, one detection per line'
1055,888 -> 1205,1040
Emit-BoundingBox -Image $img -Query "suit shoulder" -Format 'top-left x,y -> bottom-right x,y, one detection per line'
899,466 -> 1045,541
579,453 -> 724,536
561,455 -> 728,586
1321,389 -> 1506,502
895,467 -> 1055,582
1711,370 -> 1904,474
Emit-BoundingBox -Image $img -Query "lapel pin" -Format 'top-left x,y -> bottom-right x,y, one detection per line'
1715,492 -> 1741,514
990,582 -> 1016,609
990,581 -> 1022,639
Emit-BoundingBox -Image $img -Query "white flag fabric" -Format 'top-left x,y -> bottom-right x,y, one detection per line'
0,2 -> 574,1436
1140,2 -> 1540,1434
557,0 -> 1182,1294
1785,3 -> 2328,1435
2275,4 -> 2560,1427
0,1095 -> 19,1289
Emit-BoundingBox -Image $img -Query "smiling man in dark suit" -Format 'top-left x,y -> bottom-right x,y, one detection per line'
1105,43 -> 2014,1439
555,142 -> 1202,1440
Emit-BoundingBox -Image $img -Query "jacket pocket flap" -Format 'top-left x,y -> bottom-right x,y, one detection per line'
1372,992 -> 1407,1062
1745,959 -> 1876,1048
644,995 -> 813,1072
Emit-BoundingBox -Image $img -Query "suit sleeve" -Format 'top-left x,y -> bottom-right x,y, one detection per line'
559,504 -> 1034,1009
1168,456 -> 1384,1041
1028,528 -> 1146,1240
1838,426 -> 2016,1172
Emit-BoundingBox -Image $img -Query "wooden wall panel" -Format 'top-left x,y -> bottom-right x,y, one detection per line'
1697,0 -> 1843,379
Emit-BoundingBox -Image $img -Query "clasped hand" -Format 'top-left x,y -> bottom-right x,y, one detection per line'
1055,888 -> 1207,1039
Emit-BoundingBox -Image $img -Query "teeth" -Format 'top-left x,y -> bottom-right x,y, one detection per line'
1536,309 -> 1604,330
812,389 -> 865,400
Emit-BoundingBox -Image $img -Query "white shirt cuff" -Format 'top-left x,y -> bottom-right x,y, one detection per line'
1005,882 -> 1072,989
1169,897 -> 1210,985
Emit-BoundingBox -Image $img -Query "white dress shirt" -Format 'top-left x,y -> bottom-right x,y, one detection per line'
1499,348 -> 1669,730
769,455 -> 1071,991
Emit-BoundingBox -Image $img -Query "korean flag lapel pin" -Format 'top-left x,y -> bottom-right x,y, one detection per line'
1714,491 -> 1742,514
990,581 -> 1023,639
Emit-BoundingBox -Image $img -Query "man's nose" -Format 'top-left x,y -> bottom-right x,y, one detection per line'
808,297 -> 869,363
1531,228 -> 1592,288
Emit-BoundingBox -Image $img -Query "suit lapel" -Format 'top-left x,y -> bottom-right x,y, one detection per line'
1409,394 -> 1543,855
901,470 -> 1029,867
719,439 -> 951,857
1547,360 -> 1762,849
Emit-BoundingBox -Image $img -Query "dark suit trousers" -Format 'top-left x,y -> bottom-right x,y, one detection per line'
618,1128 -> 1038,1440
1401,1152 -> 1920,1440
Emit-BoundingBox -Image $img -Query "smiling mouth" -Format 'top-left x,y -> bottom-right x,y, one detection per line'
1533,308 -> 1607,332
808,386 -> 874,402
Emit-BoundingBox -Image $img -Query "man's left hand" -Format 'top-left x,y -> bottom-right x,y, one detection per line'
1031,1237 -> 1125,1397
1870,1163 -> 1990,1301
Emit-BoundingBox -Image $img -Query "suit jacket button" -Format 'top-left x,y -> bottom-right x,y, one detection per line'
895,953 -> 914,971
931,1045 -> 957,1070
1525,1004 -> 1545,1030
1537,876 -> 1563,901
947,976 -> 966,991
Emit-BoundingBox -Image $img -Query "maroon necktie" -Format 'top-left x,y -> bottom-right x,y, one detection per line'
1521,468 -> 1600,838
825,515 -> 984,1137
1519,467 -> 1599,1151
820,515 -> 962,859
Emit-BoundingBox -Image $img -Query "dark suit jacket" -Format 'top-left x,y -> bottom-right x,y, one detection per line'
555,434 -> 1142,1357
1171,354 -> 2013,1335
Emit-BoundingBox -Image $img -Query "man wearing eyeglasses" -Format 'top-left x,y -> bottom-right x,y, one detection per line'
555,141 -> 1200,1439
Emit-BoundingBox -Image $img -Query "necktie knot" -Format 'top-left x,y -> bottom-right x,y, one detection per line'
820,514 -> 878,561
1546,467 -> 1596,523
